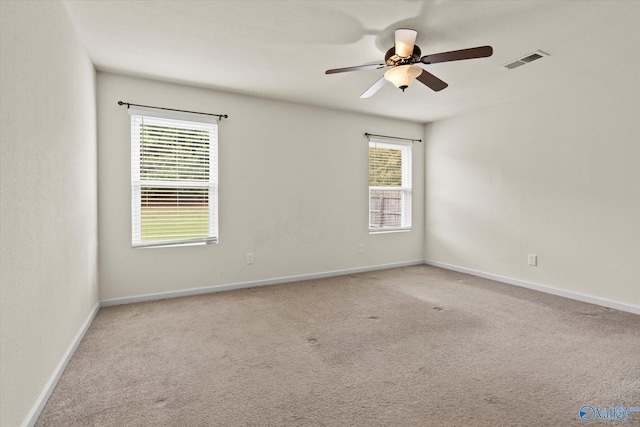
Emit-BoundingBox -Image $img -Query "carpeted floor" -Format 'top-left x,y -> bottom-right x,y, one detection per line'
36,265 -> 640,426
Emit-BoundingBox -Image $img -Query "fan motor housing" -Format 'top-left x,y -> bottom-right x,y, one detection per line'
385,45 -> 422,66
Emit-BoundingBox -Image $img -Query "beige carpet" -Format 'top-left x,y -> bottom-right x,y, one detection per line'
36,265 -> 640,426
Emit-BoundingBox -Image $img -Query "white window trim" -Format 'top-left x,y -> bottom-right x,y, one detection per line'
368,137 -> 412,233
129,107 -> 218,248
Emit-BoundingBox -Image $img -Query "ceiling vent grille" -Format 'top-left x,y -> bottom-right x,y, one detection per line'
502,50 -> 548,70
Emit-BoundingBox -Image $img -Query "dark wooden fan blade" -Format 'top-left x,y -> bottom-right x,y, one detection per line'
325,63 -> 386,74
420,46 -> 493,64
416,70 -> 448,92
360,76 -> 386,98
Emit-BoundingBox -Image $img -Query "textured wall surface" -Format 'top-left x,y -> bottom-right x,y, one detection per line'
97,73 -> 424,300
0,2 -> 98,426
425,65 -> 640,309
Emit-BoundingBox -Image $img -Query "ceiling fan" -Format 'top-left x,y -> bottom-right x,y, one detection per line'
325,29 -> 493,98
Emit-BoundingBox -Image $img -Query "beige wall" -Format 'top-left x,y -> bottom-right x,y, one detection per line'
0,2 -> 98,426
424,65 -> 640,309
97,73 -> 424,301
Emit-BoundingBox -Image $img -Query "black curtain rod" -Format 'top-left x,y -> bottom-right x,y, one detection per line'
365,132 -> 421,143
117,101 -> 228,119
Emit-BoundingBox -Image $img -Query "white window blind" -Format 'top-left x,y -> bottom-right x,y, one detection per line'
129,107 -> 218,248
369,137 -> 412,232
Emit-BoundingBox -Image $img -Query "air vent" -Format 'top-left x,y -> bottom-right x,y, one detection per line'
502,50 -> 548,70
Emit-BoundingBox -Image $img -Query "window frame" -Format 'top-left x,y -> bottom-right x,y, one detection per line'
129,107 -> 218,248
368,137 -> 412,233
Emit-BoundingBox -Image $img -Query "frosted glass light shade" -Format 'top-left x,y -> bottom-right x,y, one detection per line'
384,65 -> 422,91
395,29 -> 417,58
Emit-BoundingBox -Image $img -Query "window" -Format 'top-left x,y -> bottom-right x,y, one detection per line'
129,108 -> 218,248
369,138 -> 412,232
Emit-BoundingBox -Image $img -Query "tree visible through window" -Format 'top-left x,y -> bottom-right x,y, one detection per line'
130,109 -> 218,248
369,139 -> 412,231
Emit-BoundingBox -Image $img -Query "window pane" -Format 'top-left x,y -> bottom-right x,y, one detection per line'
140,124 -> 210,182
369,189 -> 403,229
369,147 -> 402,187
140,187 -> 209,241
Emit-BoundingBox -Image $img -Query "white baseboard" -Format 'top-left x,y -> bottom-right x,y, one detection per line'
21,302 -> 100,427
424,259 -> 640,315
100,260 -> 426,307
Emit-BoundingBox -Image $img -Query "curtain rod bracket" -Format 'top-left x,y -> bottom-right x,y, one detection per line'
118,101 -> 228,119
365,132 -> 421,143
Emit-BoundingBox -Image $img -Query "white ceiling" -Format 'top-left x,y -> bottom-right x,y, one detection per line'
63,0 -> 640,123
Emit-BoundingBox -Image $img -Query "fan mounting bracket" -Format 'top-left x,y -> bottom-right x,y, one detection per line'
385,45 -> 422,67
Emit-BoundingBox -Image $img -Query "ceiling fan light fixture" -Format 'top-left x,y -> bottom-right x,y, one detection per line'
384,65 -> 422,91
394,29 -> 417,58
325,27 -> 493,98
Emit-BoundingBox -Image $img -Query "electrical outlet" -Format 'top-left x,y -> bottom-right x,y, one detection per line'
528,254 -> 537,266
246,253 -> 254,265
358,244 -> 365,254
